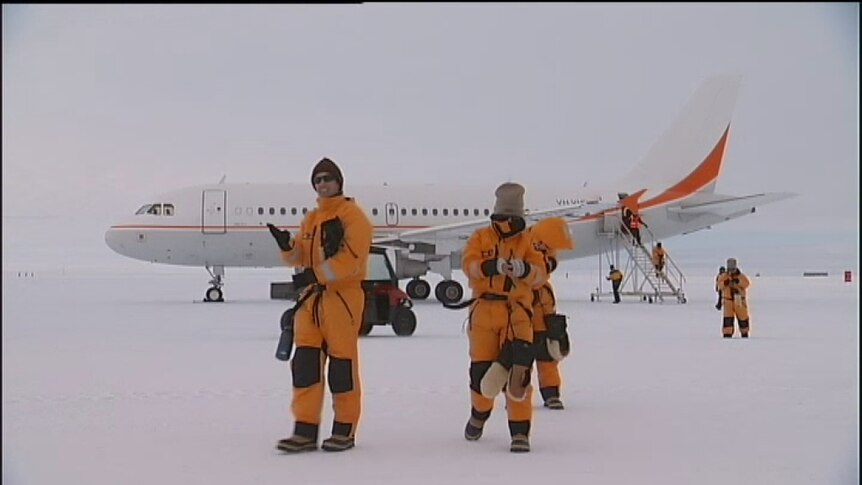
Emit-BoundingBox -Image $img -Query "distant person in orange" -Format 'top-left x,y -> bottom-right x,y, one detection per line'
714,266 -> 726,310
652,242 -> 667,276
717,258 -> 751,338
628,211 -> 647,247
607,265 -> 624,303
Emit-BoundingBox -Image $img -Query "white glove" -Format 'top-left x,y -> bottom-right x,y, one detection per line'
509,259 -> 527,278
496,258 -> 510,275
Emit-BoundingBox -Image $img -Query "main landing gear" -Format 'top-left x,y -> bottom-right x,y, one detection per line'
405,278 -> 464,306
204,265 -> 225,302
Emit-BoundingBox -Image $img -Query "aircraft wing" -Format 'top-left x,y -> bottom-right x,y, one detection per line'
372,201 -> 618,248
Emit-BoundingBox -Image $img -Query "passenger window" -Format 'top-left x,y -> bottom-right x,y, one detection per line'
291,208 -> 297,215
389,208 -> 395,216
422,208 -> 428,216
453,209 -> 459,216
473,209 -> 479,216
484,209 -> 490,216
258,208 -> 264,215
463,208 -> 469,216
280,208 -> 286,215
401,208 -> 407,216
443,209 -> 448,216
412,208 -> 417,216
432,209 -> 438,216
302,207 -> 308,214
269,208 -> 275,215
372,208 -> 379,216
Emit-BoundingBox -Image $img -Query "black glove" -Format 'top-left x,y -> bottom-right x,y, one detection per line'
266,223 -> 292,251
732,278 -> 740,284
292,268 -> 318,289
321,217 -> 344,259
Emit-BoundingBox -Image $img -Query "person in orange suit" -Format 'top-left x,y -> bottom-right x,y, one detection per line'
528,217 -> 575,410
717,258 -> 751,338
461,182 -> 547,453
652,242 -> 667,277
266,157 -> 373,453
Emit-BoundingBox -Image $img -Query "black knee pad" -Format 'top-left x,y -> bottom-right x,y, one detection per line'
469,361 -> 493,394
292,347 -> 321,388
722,317 -> 735,328
328,356 -> 354,394
511,339 -> 534,367
738,319 -> 750,330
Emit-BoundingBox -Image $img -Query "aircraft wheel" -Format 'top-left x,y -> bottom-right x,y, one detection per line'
391,307 -> 417,336
406,279 -> 431,300
435,280 -> 464,305
205,287 -> 224,302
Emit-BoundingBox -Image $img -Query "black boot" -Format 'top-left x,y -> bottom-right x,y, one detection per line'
322,421 -> 355,452
464,408 -> 490,441
508,420 -> 531,453
277,422 -> 319,453
540,386 -> 564,410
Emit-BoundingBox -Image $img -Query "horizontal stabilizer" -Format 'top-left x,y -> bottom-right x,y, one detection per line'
668,192 -> 797,217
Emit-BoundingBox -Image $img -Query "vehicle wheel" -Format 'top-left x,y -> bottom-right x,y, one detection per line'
391,307 -> 417,336
205,287 -> 223,302
359,321 -> 373,336
406,279 -> 431,300
435,280 -> 464,305
590,294 -> 595,302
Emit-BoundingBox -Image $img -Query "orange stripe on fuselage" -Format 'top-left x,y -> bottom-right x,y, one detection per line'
109,225 -> 433,231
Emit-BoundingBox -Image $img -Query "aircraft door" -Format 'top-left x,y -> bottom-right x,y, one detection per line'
202,189 -> 226,234
385,202 -> 399,227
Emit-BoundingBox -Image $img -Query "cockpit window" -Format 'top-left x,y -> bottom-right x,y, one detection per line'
138,203 -> 175,216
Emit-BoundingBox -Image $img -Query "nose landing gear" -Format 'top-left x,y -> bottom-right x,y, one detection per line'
204,265 -> 225,302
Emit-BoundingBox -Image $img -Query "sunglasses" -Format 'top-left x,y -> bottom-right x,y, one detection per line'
313,174 -> 337,185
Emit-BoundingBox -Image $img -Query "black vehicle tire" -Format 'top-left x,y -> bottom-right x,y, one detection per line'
391,307 -> 417,336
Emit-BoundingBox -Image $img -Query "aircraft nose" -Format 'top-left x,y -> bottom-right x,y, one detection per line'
105,227 -> 128,256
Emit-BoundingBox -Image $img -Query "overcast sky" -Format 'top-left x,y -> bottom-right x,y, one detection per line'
2,4 -> 858,236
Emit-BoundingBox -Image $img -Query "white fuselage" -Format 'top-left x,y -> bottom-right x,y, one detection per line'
104,182 -> 735,269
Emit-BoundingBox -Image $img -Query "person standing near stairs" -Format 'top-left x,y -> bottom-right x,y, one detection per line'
607,265 -> 624,303
528,217 -> 575,411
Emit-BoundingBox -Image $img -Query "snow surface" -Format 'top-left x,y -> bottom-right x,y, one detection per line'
2,266 -> 859,485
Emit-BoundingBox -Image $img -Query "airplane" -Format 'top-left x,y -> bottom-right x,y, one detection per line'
104,75 -> 795,303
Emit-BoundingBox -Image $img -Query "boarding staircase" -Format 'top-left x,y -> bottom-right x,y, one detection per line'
590,213 -> 687,304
